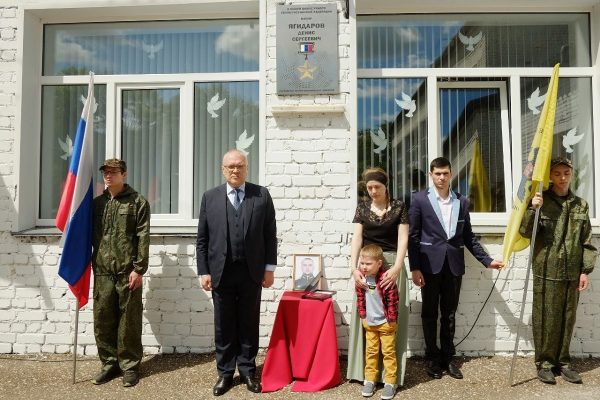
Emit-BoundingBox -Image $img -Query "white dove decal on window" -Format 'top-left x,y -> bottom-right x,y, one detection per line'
207,93 -> 227,119
395,92 -> 416,118
527,87 -> 546,115
236,130 -> 255,156
122,108 -> 141,130
58,135 -> 73,160
142,40 -> 164,60
80,94 -> 98,114
370,128 -> 388,155
458,31 -> 483,51
562,128 -> 584,153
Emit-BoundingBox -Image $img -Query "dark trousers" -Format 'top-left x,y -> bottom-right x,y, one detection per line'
421,260 -> 462,364
212,261 -> 262,377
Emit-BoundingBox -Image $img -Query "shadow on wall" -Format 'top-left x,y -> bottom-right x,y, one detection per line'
0,173 -> 82,354
144,240 -> 214,356
453,261 -> 528,356
402,251 -> 530,358
320,271 -> 350,352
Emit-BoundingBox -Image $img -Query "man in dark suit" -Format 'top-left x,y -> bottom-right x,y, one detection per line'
196,149 -> 277,396
408,157 -> 503,380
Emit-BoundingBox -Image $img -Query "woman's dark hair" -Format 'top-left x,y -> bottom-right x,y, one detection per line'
361,167 -> 390,210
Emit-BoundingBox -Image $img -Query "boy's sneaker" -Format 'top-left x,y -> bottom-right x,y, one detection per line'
362,380 -> 375,397
381,383 -> 396,400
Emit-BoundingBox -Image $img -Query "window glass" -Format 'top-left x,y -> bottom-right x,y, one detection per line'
358,14 -> 590,68
521,77 -> 595,216
357,78 -> 428,205
193,81 -> 259,216
44,20 -> 259,75
39,85 -> 106,219
440,85 -> 507,212
121,88 -> 180,214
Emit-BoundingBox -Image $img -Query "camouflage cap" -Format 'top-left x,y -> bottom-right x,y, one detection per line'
550,156 -> 573,170
99,158 -> 127,172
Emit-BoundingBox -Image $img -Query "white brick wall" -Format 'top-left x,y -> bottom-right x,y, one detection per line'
0,1 -> 599,358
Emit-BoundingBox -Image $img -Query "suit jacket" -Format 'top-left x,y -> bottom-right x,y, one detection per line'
408,187 -> 492,276
196,182 -> 277,288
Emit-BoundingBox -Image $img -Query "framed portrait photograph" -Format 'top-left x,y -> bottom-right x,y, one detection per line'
292,254 -> 322,291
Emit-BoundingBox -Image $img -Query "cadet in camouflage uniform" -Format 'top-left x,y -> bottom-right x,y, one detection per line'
520,157 -> 597,385
91,159 -> 150,387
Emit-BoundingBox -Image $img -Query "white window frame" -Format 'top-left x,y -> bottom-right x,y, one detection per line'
15,1 -> 264,232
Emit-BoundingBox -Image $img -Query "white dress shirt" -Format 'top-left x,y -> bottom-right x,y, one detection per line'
226,182 -> 246,207
434,187 -> 453,237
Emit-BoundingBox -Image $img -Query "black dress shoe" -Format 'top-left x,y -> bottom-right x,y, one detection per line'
446,361 -> 463,379
426,361 -> 443,379
213,376 -> 233,396
240,375 -> 262,393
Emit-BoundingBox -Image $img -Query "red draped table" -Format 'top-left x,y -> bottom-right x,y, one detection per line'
261,291 -> 341,392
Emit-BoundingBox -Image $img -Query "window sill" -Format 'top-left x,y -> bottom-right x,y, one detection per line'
271,104 -> 345,114
11,226 -> 198,237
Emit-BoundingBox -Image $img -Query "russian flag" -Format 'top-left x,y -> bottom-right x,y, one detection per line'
55,73 -> 95,309
300,42 -> 314,53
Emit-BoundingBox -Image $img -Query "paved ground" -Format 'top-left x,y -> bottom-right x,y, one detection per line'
1,354 -> 599,400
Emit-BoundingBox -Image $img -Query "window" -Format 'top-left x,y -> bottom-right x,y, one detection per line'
44,20 -> 259,75
121,88 -> 180,214
357,78 -> 428,203
38,19 -> 260,225
193,81 -> 259,217
357,13 -> 596,221
39,85 -> 106,220
358,14 -> 590,68
520,77 -> 595,216
439,81 -> 511,213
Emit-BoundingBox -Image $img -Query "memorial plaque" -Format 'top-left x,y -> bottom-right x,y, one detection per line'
276,3 -> 339,95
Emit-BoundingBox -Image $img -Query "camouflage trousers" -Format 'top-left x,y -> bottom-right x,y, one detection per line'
93,274 -> 143,372
532,277 -> 579,369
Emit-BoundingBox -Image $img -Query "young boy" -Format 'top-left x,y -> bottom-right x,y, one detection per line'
356,244 -> 400,399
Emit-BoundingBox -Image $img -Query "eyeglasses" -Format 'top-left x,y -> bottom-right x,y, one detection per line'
223,164 -> 246,172
102,169 -> 122,176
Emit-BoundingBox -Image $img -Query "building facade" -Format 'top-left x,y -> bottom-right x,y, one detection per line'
0,0 -> 599,356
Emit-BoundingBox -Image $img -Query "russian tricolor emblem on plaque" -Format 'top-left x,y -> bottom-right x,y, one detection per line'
299,42 -> 315,53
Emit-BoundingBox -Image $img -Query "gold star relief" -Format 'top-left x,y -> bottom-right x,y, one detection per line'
297,60 -> 317,80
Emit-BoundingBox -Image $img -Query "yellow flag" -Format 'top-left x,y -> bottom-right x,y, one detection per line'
501,63 -> 560,263
468,135 -> 491,212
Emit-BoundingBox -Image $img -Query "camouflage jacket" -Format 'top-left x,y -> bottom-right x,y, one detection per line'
519,189 -> 597,281
92,184 -> 150,276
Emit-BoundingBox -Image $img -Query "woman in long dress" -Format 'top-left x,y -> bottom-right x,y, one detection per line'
347,167 -> 410,386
